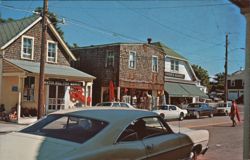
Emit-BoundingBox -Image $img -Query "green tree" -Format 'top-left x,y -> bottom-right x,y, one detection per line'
214,72 -> 225,91
191,64 -> 210,87
0,13 -> 14,23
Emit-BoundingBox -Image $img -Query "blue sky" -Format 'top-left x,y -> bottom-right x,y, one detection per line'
0,0 -> 246,76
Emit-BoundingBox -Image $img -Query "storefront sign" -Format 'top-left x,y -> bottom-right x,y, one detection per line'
165,72 -> 185,79
45,80 -> 82,86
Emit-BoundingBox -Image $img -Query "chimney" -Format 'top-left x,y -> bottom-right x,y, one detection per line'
147,38 -> 152,44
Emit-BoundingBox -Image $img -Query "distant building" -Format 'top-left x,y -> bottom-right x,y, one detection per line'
71,41 -> 164,110
152,42 -> 208,106
227,68 -> 245,101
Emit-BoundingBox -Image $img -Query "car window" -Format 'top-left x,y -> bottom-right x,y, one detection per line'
120,103 -> 129,108
158,106 -> 168,110
113,103 -> 121,107
188,104 -> 200,108
117,117 -> 171,142
20,114 -> 108,144
96,102 -> 112,106
169,106 -> 177,110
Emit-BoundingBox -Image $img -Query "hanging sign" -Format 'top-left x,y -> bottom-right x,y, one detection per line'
45,80 -> 82,86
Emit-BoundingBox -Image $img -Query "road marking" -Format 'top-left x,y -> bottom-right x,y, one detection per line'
186,121 -> 232,128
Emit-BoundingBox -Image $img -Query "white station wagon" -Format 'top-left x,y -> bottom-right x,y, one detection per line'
0,108 -> 208,160
153,105 -> 188,121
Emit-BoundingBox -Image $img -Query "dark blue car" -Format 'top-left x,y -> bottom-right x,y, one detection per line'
186,103 -> 215,119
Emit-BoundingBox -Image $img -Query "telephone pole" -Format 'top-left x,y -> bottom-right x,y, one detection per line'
224,33 -> 228,105
38,0 -> 48,119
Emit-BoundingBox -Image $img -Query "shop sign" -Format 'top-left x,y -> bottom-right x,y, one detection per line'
45,80 -> 82,86
165,72 -> 185,79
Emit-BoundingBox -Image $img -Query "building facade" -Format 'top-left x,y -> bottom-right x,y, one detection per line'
71,42 -> 164,110
152,42 -> 208,107
0,15 -> 95,122
227,69 -> 245,101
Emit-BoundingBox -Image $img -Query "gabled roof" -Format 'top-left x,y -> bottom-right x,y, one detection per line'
0,15 -> 76,60
0,15 -> 40,48
152,42 -> 187,61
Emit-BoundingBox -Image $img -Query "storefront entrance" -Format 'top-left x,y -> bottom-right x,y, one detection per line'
47,85 -> 66,113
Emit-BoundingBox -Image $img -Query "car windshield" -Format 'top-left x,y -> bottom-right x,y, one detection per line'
20,114 -> 108,144
188,104 -> 200,108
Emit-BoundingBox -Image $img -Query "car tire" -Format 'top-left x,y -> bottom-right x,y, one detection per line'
209,112 -> 214,118
191,151 -> 198,160
160,113 -> 165,119
179,113 -> 184,121
195,112 -> 200,119
225,111 -> 228,116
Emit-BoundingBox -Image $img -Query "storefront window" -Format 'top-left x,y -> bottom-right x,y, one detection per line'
23,76 -> 35,101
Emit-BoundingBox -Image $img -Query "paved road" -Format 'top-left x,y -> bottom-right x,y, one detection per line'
169,112 -> 244,160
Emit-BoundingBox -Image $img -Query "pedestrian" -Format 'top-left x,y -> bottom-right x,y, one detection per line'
229,100 -> 240,127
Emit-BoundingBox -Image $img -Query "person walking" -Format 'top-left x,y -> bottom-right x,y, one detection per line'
230,100 -> 240,127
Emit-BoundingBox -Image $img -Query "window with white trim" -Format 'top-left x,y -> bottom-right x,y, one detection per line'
47,41 -> 57,63
170,60 -> 179,71
231,80 -> 235,87
128,51 -> 136,69
23,76 -> 35,101
21,36 -> 34,60
152,56 -> 158,72
105,51 -> 114,67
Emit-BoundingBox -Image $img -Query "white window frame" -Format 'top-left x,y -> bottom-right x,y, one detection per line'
128,51 -> 136,69
170,59 -> 179,72
21,35 -> 34,60
105,50 -> 115,67
231,80 -> 235,87
47,40 -> 58,63
152,56 -> 158,72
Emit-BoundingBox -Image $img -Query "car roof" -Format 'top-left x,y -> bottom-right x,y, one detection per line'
51,107 -> 156,123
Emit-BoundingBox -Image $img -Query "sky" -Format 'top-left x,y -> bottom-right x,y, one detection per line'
0,0 -> 246,76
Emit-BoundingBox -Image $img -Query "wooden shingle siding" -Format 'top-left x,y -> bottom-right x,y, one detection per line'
4,21 -> 70,66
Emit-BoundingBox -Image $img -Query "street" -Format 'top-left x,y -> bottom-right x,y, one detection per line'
169,112 -> 243,160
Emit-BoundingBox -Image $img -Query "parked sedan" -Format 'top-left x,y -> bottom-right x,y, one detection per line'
187,103 -> 215,119
95,102 -> 135,109
0,108 -> 209,160
153,105 -> 188,121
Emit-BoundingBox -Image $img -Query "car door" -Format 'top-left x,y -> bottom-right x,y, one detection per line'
169,105 -> 179,119
139,117 -> 192,160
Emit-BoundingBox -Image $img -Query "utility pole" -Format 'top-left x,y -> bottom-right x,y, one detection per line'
224,33 -> 228,105
38,0 -> 48,119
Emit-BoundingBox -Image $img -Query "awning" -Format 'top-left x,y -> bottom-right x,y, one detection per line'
4,58 -> 95,80
164,82 -> 208,99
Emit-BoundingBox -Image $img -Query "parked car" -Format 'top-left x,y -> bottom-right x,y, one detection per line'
95,102 -> 135,109
0,108 -> 209,160
153,104 -> 188,121
215,101 -> 232,116
187,103 -> 215,119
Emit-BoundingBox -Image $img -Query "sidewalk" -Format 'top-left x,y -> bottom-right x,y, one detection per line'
0,121 -> 28,133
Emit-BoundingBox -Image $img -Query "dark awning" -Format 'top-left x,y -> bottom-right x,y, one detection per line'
164,82 -> 208,99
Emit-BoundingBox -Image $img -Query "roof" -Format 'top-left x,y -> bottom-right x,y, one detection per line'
152,42 -> 187,61
0,15 -> 76,60
0,15 -> 40,48
5,58 -> 95,80
165,82 -> 208,99
53,107 -> 156,124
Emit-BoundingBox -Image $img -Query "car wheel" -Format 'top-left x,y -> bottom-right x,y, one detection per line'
225,111 -> 229,116
160,113 -> 165,119
209,112 -> 214,118
195,112 -> 200,119
179,113 -> 184,121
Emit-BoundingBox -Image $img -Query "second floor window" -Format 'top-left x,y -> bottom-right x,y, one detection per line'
171,60 -> 179,71
21,36 -> 34,60
105,51 -> 114,67
47,41 -> 57,63
152,56 -> 158,72
129,51 -> 136,69
231,80 -> 235,87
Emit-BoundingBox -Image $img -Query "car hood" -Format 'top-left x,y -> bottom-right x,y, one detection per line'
0,132 -> 77,160
169,125 -> 209,145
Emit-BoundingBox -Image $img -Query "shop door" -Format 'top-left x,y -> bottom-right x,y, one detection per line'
47,85 -> 65,113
